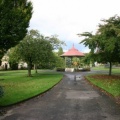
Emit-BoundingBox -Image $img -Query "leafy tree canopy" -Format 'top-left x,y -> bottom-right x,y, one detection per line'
57,47 -> 64,56
0,0 -> 33,61
15,29 -> 54,76
79,15 -> 120,75
46,35 -> 66,50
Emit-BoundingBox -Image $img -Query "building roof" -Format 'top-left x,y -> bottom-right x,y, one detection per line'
60,45 -> 84,57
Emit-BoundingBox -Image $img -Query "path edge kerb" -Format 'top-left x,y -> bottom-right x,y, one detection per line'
84,76 -> 120,105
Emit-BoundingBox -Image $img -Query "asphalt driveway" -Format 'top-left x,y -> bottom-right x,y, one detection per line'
0,71 -> 120,120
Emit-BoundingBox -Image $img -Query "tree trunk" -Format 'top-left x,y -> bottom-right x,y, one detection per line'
28,62 -> 32,77
109,62 -> 112,76
0,59 -> 2,66
34,64 -> 38,73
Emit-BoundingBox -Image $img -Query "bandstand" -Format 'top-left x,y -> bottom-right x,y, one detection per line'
60,45 -> 84,72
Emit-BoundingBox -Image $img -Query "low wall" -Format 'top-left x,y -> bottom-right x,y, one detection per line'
65,68 -> 74,72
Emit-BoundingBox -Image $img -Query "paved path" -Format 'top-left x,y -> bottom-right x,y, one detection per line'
0,72 -> 120,120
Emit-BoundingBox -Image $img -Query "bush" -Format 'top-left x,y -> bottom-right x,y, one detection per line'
76,67 -> 91,72
56,68 -> 65,72
9,62 -> 18,70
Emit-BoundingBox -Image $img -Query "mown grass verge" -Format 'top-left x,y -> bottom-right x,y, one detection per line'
0,70 -> 63,106
92,66 -> 120,74
85,74 -> 120,102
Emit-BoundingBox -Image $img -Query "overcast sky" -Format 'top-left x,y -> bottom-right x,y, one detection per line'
29,0 -> 120,53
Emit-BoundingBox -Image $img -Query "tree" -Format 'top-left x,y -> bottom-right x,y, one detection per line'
57,47 -> 64,56
46,35 -> 66,50
15,30 -> 53,76
81,53 -> 95,67
7,47 -> 19,70
0,0 -> 33,63
79,15 -> 120,75
53,52 -> 65,68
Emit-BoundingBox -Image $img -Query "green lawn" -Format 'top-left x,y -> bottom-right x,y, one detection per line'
86,66 -> 120,98
0,70 -> 63,106
86,74 -> 120,97
92,66 -> 120,74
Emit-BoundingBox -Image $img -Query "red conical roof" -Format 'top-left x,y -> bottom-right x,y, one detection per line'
60,45 -> 84,57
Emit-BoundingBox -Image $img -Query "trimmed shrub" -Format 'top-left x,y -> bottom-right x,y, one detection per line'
56,68 -> 65,72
